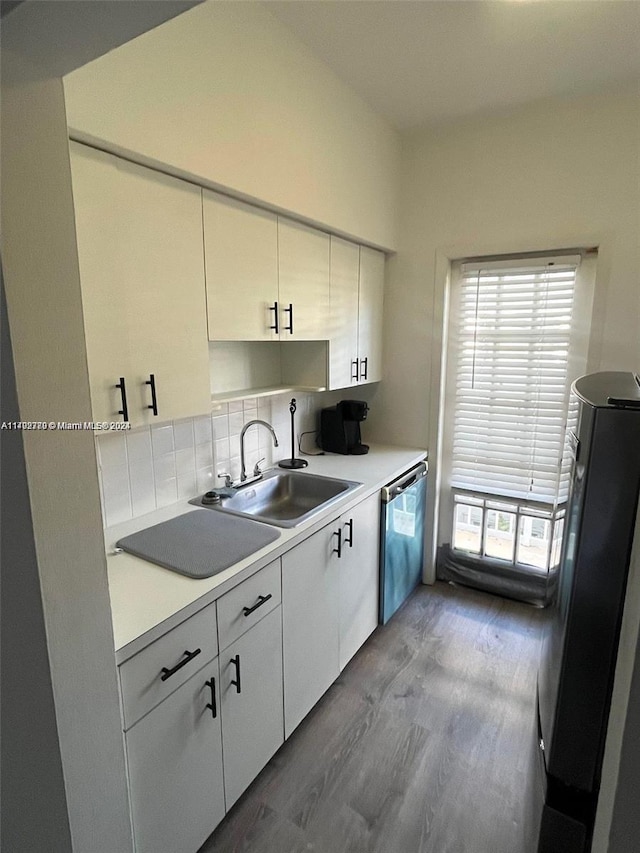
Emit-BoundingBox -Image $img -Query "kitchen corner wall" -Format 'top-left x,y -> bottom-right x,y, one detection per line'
96,388 -> 375,528
63,1 -> 399,250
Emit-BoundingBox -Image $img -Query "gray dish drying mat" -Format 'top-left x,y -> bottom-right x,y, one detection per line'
116,510 -> 280,579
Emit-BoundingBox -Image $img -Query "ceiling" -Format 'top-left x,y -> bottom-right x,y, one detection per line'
264,0 -> 640,130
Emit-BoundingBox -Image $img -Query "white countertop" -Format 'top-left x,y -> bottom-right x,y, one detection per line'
106,444 -> 427,663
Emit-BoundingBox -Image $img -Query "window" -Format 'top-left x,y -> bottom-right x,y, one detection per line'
439,253 -> 592,580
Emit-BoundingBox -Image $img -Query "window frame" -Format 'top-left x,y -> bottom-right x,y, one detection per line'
437,250 -> 596,576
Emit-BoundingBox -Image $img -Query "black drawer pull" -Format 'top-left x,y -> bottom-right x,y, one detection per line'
360,357 -> 368,381
344,518 -> 354,548
269,301 -> 279,334
351,359 -> 359,381
230,655 -> 241,694
116,376 -> 129,422
283,303 -> 294,334
160,648 -> 201,681
333,528 -> 342,559
243,593 -> 273,617
205,677 -> 217,719
145,373 -> 158,416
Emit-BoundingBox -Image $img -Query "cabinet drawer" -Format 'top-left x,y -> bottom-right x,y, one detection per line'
217,558 -> 281,651
120,603 -> 218,729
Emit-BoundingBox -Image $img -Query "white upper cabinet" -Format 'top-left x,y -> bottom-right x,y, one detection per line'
357,246 -> 385,384
328,241 -> 385,389
203,195 -> 329,342
328,236 -> 360,389
70,142 -> 211,427
277,218 -> 330,340
203,192 -> 279,341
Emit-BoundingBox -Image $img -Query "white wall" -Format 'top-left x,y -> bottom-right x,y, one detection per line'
372,87 -> 640,452
63,1 -> 400,250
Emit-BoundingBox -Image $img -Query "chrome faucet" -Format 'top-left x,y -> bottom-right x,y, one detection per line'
239,420 -> 279,484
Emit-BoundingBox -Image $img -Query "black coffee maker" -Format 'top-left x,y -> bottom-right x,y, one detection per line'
319,400 -> 369,455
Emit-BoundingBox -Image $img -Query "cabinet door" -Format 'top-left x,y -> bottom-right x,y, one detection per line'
338,494 -> 380,670
328,236 -> 360,390
70,142 -> 133,423
125,658 -> 225,853
277,219 -> 330,340
220,606 -> 284,808
357,246 -> 385,384
203,192 -> 279,341
281,522 -> 340,738
115,157 -> 211,425
70,143 -> 211,427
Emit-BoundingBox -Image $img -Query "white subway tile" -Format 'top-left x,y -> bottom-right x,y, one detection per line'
228,400 -> 243,413
243,397 -> 258,411
153,451 -> 176,483
193,415 -> 212,446
196,466 -> 214,493
211,415 -> 229,441
125,427 -> 152,464
155,477 -> 178,508
214,436 -> 230,466
98,432 -> 128,471
257,398 -> 272,419
102,464 -> 132,527
175,447 -> 196,479
173,419 -> 195,451
228,411 -> 244,437
177,473 -> 197,501
151,423 -> 174,457
243,407 -> 258,424
129,459 -> 156,518
195,442 -> 213,470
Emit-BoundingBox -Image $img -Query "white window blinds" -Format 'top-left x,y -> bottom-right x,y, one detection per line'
450,256 -> 580,504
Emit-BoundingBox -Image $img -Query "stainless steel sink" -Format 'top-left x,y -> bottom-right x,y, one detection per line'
190,469 -> 361,528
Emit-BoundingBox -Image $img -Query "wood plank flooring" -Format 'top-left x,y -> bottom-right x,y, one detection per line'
199,581 -> 544,853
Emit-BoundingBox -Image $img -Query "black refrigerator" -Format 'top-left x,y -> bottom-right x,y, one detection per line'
531,372 -> 640,853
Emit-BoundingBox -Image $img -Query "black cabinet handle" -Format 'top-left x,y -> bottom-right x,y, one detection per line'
360,357 -> 368,381
230,655 -> 241,694
351,359 -> 359,381
269,301 -> 279,334
160,648 -> 201,681
333,527 -> 342,559
243,593 -> 273,617
205,677 -> 217,719
283,303 -> 294,334
145,373 -> 159,416
344,518 -> 354,548
116,377 -> 129,422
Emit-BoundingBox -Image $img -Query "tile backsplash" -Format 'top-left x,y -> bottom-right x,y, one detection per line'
96,390 -> 354,527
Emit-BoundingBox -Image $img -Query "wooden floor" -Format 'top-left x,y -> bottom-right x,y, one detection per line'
200,581 -> 544,853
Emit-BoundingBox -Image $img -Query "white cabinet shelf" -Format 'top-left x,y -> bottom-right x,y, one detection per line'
211,384 -> 326,407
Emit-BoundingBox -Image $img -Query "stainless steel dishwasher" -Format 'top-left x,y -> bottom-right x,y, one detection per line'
379,461 -> 428,624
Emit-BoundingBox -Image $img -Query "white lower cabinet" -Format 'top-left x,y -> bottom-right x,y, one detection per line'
337,493 -> 380,670
220,605 -> 284,808
125,657 -> 225,853
281,522 -> 341,738
123,493 -> 381,850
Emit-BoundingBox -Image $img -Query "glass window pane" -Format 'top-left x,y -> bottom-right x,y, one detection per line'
550,517 -> 565,568
453,503 -> 482,554
484,509 -> 516,561
517,514 -> 550,569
